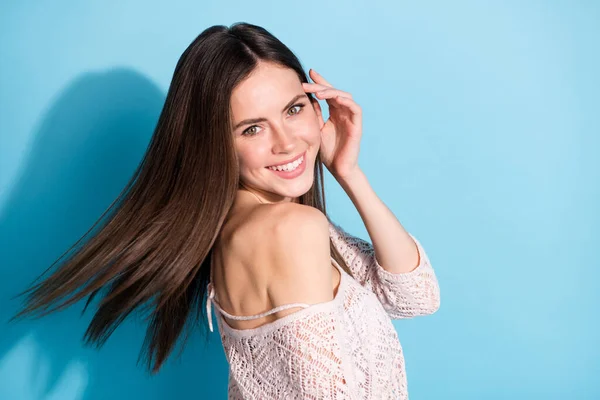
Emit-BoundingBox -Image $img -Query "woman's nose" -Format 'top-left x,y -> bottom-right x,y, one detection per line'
271,124 -> 296,153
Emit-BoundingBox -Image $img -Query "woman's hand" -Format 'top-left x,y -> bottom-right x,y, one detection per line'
303,69 -> 363,181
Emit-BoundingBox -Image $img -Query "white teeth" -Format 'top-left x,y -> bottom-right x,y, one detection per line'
268,155 -> 304,172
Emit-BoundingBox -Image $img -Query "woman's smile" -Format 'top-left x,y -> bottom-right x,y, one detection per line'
265,150 -> 307,179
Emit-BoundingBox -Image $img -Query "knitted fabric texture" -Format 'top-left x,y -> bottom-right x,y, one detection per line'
207,221 -> 440,399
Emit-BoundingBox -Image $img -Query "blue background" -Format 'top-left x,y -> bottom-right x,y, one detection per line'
1,1 -> 598,399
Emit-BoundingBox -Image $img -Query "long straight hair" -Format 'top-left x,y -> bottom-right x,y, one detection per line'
9,22 -> 353,374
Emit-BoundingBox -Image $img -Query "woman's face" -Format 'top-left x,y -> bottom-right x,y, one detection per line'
230,61 -> 321,204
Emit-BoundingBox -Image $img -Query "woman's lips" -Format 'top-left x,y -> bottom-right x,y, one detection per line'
267,151 -> 305,168
265,151 -> 307,179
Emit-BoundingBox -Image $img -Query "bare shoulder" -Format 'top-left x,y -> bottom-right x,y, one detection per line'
242,203 -> 329,247
227,203 -> 328,248
229,203 -> 333,302
214,203 -> 336,329
269,202 -> 329,233
261,203 -> 334,305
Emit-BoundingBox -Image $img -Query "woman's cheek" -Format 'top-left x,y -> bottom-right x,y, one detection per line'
301,114 -> 321,139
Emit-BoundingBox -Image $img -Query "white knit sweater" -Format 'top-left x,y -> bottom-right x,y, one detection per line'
206,221 -> 440,399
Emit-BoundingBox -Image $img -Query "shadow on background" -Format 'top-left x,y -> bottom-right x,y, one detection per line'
0,68 -> 228,399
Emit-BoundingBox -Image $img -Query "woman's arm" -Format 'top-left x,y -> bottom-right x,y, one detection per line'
337,168 -> 421,274
330,168 -> 440,318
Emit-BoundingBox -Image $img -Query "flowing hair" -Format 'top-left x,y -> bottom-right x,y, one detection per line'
9,22 -> 354,374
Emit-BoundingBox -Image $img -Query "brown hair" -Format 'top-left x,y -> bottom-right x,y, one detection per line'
9,22 -> 353,374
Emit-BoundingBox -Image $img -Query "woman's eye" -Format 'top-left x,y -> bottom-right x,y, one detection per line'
242,104 -> 305,136
242,126 -> 261,136
288,103 -> 305,116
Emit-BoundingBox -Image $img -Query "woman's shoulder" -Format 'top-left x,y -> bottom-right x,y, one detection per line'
218,204 -> 332,290
225,202 -> 327,246
212,203 -> 335,330
216,203 -> 330,282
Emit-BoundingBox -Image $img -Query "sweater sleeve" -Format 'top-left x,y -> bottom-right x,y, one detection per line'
224,303 -> 360,399
329,221 -> 440,319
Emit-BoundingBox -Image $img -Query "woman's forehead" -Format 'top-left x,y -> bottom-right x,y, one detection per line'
230,64 -> 301,114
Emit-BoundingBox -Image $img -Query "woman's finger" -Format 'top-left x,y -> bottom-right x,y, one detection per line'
303,84 -> 353,100
309,69 -> 333,88
302,82 -> 353,99
313,88 -> 354,103
335,95 -> 362,123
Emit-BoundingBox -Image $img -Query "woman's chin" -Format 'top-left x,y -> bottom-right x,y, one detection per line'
266,180 -> 314,203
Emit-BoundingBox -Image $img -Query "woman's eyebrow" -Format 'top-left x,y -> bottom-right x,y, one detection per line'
233,93 -> 307,130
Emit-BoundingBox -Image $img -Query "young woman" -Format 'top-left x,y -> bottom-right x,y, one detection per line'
11,22 -> 440,399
